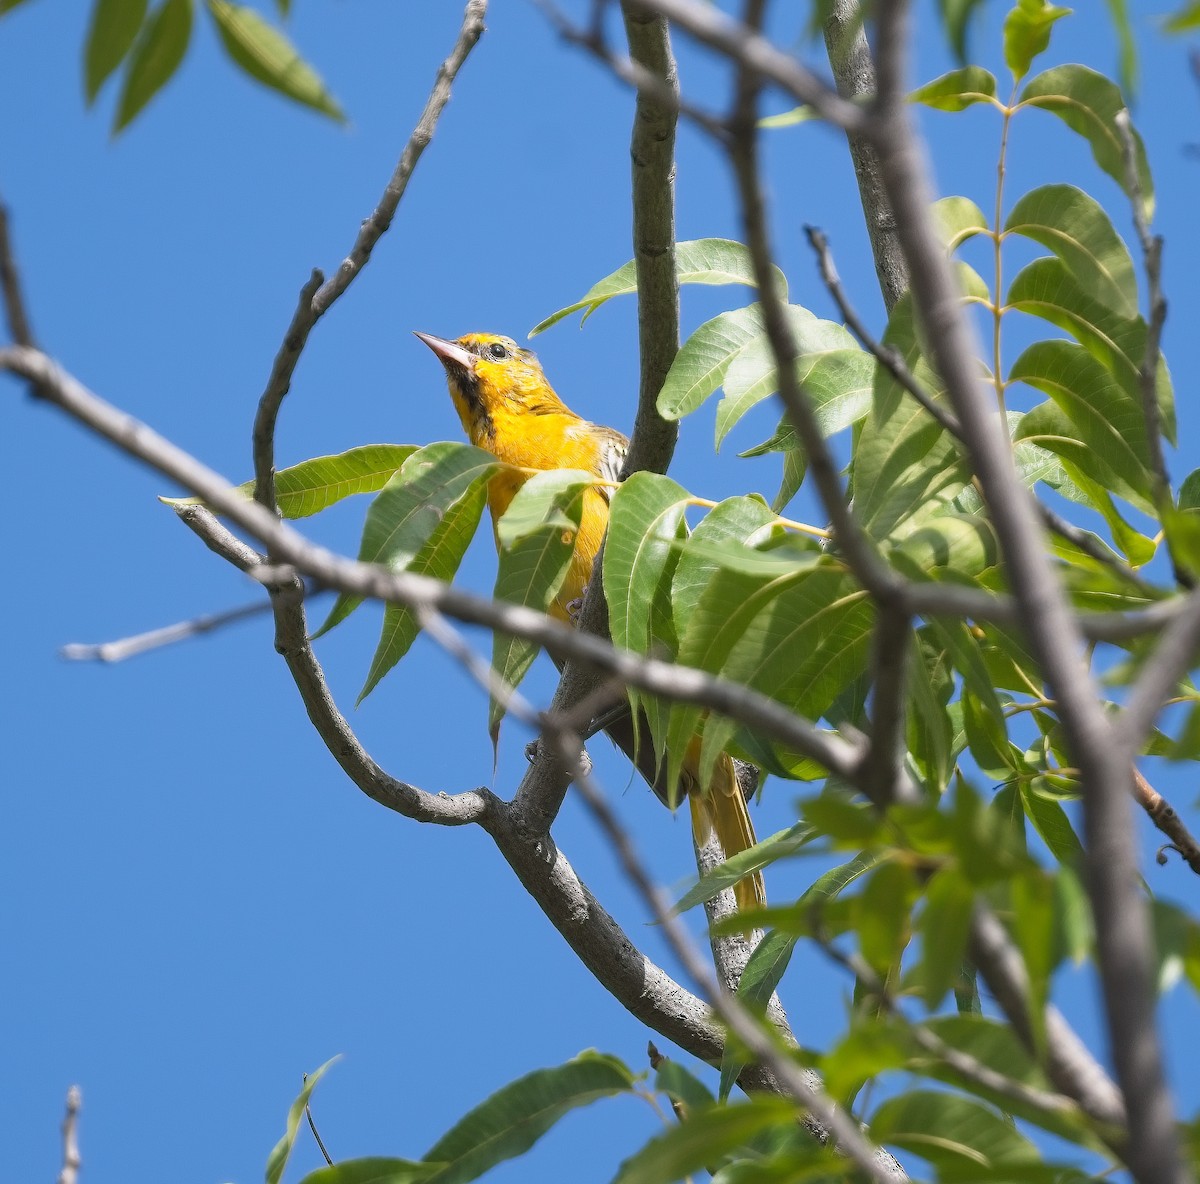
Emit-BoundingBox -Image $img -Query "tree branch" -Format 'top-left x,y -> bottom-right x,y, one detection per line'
0,203 -> 35,348
820,0 -> 908,312
618,1 -> 681,479
57,1086 -> 81,1184
866,3 -> 1181,1174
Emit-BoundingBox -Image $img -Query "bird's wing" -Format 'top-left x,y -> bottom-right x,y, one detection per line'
594,426 -> 629,504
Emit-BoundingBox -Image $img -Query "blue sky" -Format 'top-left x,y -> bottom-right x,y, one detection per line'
4,2 -> 1200,1182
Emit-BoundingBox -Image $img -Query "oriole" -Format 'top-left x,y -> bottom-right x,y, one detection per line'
417,331 -> 765,912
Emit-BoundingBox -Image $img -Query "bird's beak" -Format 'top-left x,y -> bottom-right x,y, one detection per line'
414,331 -> 475,373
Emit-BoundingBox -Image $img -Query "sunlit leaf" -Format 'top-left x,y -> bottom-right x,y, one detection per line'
657,304 -> 764,421
938,0 -> 988,61
1021,65 -> 1153,220
1105,0 -> 1137,96
266,1057 -> 339,1184
530,240 -> 786,336
85,0 -> 148,102
1003,0 -> 1071,84
933,195 -> 990,253
300,1161 -> 435,1184
860,860 -> 917,979
1165,1 -> 1200,31
910,66 -> 998,110
489,470 -> 592,740
870,1090 -> 1039,1169
113,0 -> 193,132
206,0 -> 344,120
612,1097 -> 802,1184
1004,184 -> 1137,317
316,442 -> 499,637
673,822 -> 817,913
421,1052 -> 635,1184
917,868 -> 975,1009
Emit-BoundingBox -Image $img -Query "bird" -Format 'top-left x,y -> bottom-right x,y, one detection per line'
416,330 -> 765,913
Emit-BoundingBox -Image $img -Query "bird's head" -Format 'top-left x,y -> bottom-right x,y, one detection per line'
415,332 -> 569,443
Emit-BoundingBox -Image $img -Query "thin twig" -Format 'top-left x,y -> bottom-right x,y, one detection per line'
310,0 -> 488,316
302,1078 -> 334,1167
0,203 -> 35,347
805,224 -> 961,436
58,1086 -> 81,1184
1134,768 -> 1200,876
253,270 -> 323,518
60,596 -> 278,663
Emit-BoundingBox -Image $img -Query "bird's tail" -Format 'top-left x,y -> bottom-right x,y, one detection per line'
685,740 -> 765,914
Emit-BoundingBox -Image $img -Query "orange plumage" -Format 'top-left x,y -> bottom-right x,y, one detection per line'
417,330 -> 764,912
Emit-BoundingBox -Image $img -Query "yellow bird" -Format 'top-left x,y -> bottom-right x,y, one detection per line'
417,331 -> 765,912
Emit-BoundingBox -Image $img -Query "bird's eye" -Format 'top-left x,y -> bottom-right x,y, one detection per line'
487,341 -> 509,361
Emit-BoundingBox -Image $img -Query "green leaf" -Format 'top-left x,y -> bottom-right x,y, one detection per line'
1179,469 -> 1200,511
422,1052 -> 635,1184
1004,184 -> 1136,317
85,0 -> 149,102
674,822 -> 816,914
1020,65 -> 1153,220
489,471 -> 592,740
357,474 -> 490,702
612,1097 -> 801,1184
530,240 -> 786,336
870,1090 -> 1039,1169
0,0 -> 35,14
1020,783 -> 1083,865
851,284 -> 975,540
604,472 -> 691,755
672,570 -> 873,790
1105,0 -> 1137,97
1012,869 -> 1058,1034
934,196 -> 990,253
266,1057 -> 339,1184
1165,1 -> 1200,31
162,444 -> 419,518
113,0 -> 193,132
300,1162 -> 436,1184
907,631 -> 957,794
714,318 -> 871,450
859,861 -> 917,979
654,1060 -> 715,1114
1006,256 -> 1174,442
910,66 -> 998,110
1010,340 -> 1153,509
758,105 -> 816,128
917,868 -> 975,1009
316,442 -> 499,637
938,0 -> 987,60
719,929 -> 799,1100
1003,0 -> 1071,84
657,305 -> 765,421
887,514 -> 998,583
206,0 -> 344,120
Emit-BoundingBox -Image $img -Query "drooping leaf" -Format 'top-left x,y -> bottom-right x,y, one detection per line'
0,0 -> 35,14
718,929 -> 799,1100
1165,1 -> 1200,31
530,240 -> 786,336
1020,65 -> 1153,219
612,1097 -> 802,1184
851,283 -> 975,541
917,867 -> 975,1009
604,472 -> 691,751
316,442 -> 499,636
300,1162 -> 436,1184
161,444 -> 420,519
859,860 -> 917,979
1006,256 -> 1175,443
206,0 -> 344,120
1004,184 -> 1137,317
1009,340 -> 1153,509
910,66 -> 998,110
673,822 -> 817,914
489,470 -> 592,740
938,0 -> 988,61
1105,0 -> 1137,97
266,1057 -> 339,1184
870,1090 -> 1040,1169
421,1052 -> 636,1184
85,0 -> 149,102
357,474 -> 490,702
113,0 -> 193,132
656,304 -> 764,421
714,318 -> 871,449
1002,0 -> 1071,84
